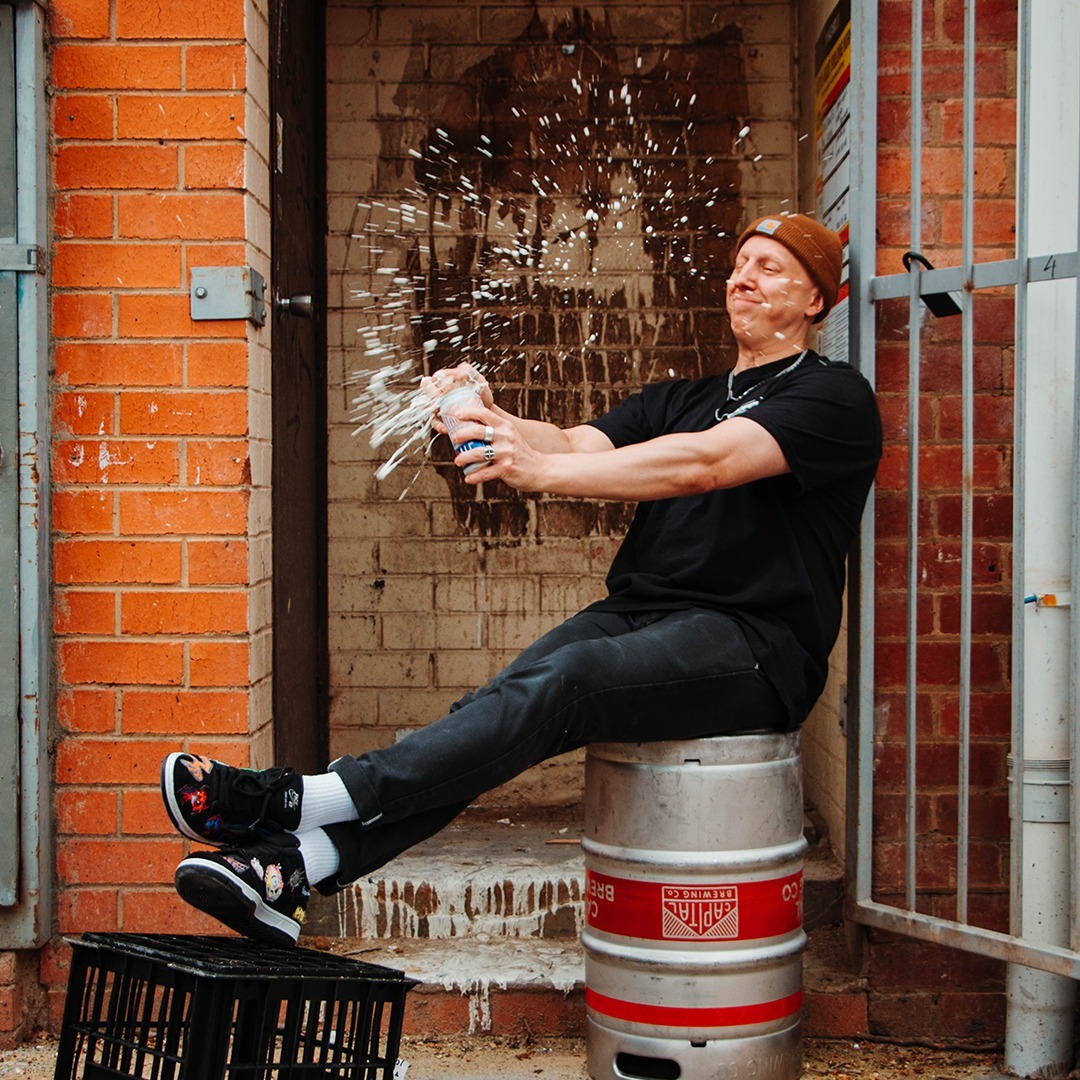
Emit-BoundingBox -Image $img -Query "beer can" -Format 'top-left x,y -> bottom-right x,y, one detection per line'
438,385 -> 486,475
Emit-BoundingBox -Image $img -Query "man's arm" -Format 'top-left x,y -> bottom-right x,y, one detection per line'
488,405 -> 615,455
453,409 -> 790,501
427,361 -> 790,498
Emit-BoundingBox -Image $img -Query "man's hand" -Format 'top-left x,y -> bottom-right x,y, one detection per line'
444,406 -> 554,491
421,363 -> 493,436
424,363 -> 614,464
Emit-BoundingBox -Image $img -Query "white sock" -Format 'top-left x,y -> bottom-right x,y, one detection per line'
299,772 -> 359,831
296,829 -> 341,887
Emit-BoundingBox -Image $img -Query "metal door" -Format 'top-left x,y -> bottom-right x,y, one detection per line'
270,0 -> 329,774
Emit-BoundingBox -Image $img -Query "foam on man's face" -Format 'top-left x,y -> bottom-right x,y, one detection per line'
725,236 -> 824,345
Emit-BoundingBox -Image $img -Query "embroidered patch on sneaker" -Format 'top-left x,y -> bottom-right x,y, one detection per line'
264,864 -> 284,903
181,755 -> 215,782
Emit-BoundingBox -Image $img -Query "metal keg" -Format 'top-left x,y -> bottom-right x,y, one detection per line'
582,732 -> 806,1080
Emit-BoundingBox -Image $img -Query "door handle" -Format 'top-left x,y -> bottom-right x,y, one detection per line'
276,294 -> 314,318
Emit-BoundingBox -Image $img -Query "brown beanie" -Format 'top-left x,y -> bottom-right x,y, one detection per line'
735,214 -> 844,323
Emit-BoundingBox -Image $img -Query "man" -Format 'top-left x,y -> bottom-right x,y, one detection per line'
161,213 -> 881,947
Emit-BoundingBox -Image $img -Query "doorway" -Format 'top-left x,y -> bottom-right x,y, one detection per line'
270,0 -> 329,775
319,2 -> 850,834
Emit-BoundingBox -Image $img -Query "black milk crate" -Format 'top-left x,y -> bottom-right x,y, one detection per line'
55,933 -> 418,1079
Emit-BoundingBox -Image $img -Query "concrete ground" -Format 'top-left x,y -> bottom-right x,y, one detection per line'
19,1033 -> 1011,1078
397,1036 -> 1009,1078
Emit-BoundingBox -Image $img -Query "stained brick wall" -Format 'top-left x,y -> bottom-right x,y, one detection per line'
325,1 -> 797,807
868,0 -> 1017,1042
42,0 -> 273,1036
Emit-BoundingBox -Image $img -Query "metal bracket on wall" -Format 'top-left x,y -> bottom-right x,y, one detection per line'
189,265 -> 267,326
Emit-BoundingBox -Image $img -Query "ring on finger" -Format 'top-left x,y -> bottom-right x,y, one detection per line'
483,444 -> 496,463
483,425 -> 495,443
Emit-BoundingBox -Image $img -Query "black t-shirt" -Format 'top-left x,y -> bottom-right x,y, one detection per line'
585,350 -> 882,725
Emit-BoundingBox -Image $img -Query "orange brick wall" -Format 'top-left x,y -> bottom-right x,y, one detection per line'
42,0 -> 273,1034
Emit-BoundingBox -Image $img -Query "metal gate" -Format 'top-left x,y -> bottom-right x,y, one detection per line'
0,0 -> 50,948
847,0 -> 1079,1070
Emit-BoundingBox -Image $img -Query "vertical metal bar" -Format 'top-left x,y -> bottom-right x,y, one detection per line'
848,0 -> 879,910
904,0 -> 925,915
0,5 -> 13,240
1010,0 -> 1031,943
955,0 -> 977,926
0,2 -> 19,907
1072,15 -> 1080,956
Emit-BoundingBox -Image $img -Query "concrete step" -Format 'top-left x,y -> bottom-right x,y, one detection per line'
306,809 -> 585,943
302,809 -> 863,1040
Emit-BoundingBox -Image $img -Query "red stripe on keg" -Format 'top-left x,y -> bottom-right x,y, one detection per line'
586,988 -> 803,1029
585,869 -> 802,941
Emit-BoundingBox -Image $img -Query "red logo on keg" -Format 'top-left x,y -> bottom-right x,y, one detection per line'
661,886 -> 738,939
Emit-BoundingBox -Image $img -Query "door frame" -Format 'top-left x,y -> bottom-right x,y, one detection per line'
269,0 -> 330,774
0,0 -> 51,949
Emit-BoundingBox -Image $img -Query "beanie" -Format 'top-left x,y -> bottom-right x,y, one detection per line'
735,214 -> 843,323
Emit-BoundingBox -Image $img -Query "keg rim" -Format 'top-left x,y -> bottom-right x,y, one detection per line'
586,731 -> 802,767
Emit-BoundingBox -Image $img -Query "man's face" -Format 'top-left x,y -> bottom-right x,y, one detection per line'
725,235 -> 824,348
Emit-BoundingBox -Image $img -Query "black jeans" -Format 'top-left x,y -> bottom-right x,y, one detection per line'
321,607 -> 790,889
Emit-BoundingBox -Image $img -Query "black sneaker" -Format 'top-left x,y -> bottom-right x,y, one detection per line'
174,834 -> 310,946
161,752 -> 303,845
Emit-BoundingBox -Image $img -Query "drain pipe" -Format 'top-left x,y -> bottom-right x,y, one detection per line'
1005,1 -> 1079,1075
1006,749 -> 1074,1077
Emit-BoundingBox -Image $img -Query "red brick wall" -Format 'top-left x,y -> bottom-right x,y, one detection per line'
41,0 -> 271,1035
869,0 -> 1017,1042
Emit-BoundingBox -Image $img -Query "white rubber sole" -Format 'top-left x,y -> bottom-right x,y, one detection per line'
174,855 -> 300,947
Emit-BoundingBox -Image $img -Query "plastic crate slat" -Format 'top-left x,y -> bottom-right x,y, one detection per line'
74,934 -> 409,982
83,1063 -> 138,1080
157,982 -> 190,1080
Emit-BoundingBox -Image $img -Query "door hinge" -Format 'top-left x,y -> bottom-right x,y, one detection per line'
0,244 -> 44,273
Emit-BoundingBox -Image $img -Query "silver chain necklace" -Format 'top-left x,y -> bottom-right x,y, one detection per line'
716,349 -> 809,422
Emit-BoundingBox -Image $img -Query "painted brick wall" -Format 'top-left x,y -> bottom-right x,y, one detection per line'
325,1 -> 797,807
869,0 -> 1017,1042
43,0 -> 273,1034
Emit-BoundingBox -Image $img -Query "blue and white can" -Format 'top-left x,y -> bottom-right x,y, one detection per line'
438,385 -> 487,474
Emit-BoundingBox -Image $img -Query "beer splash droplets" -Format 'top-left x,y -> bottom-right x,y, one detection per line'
347,59 -> 766,479
350,360 -> 431,484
